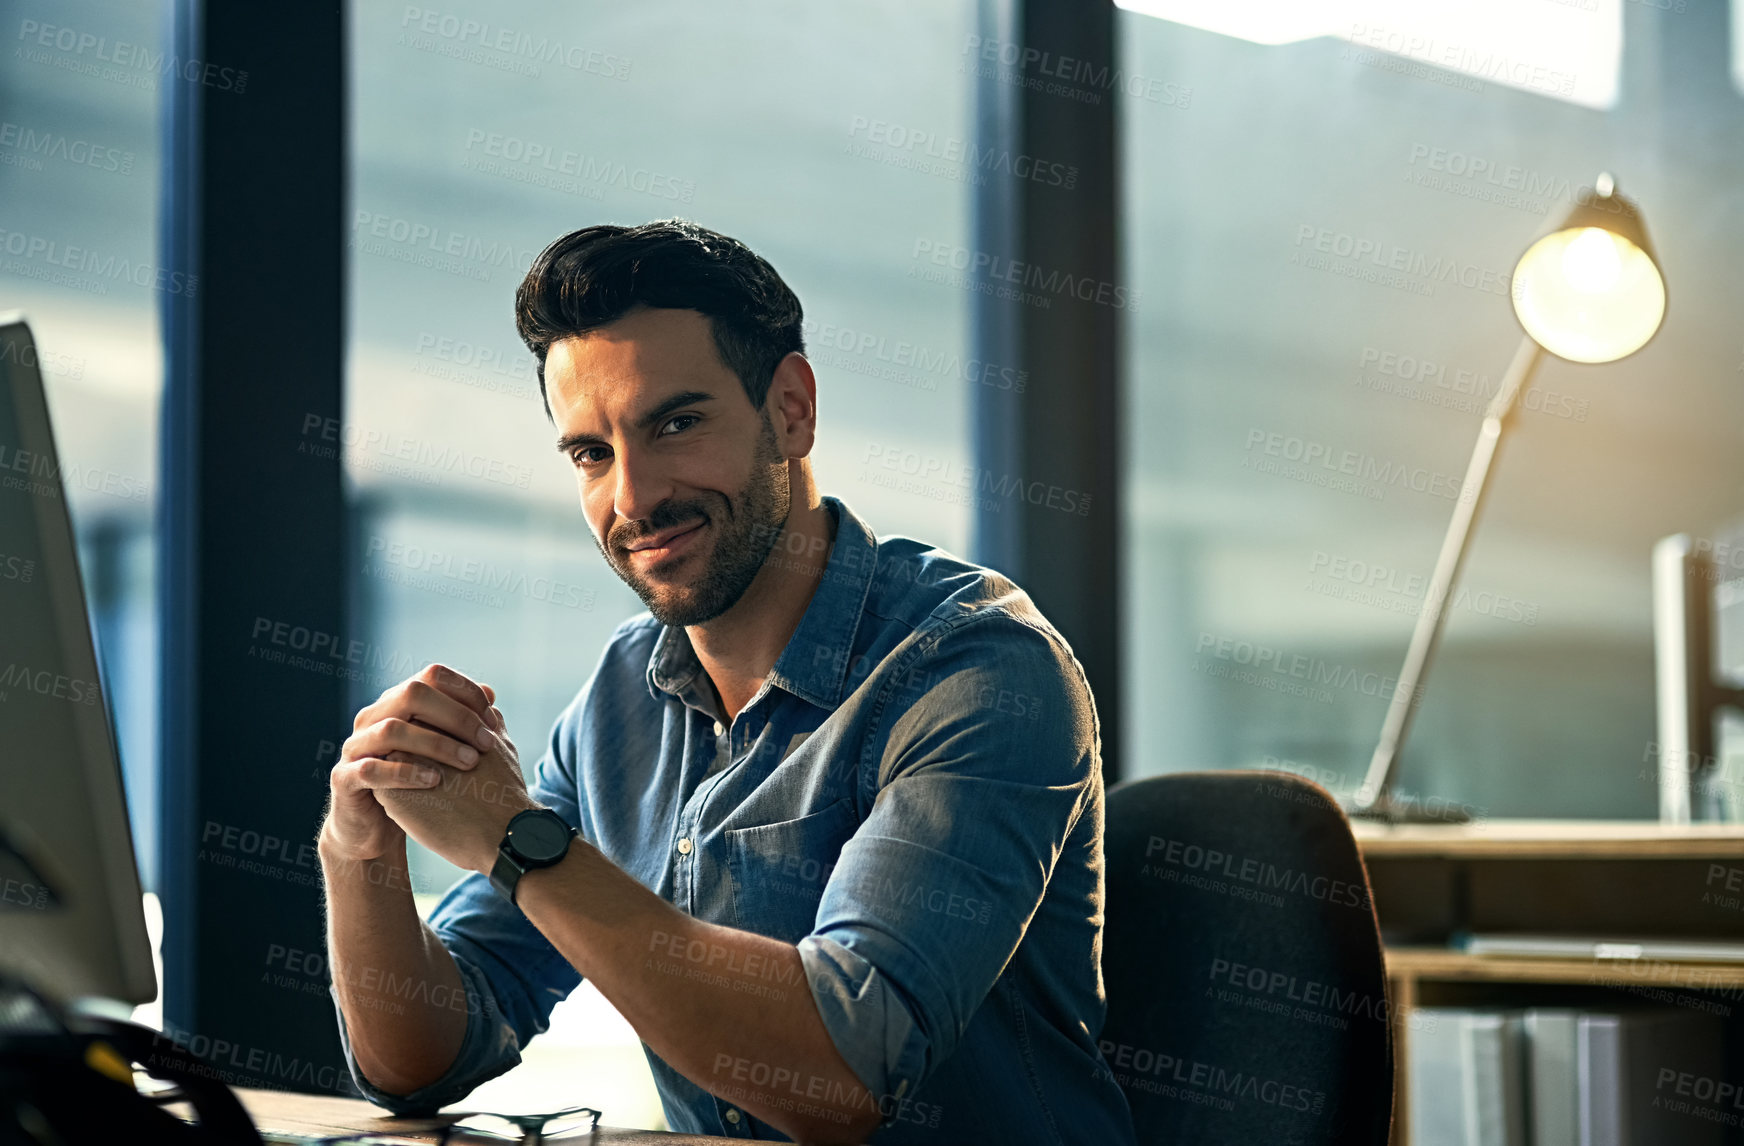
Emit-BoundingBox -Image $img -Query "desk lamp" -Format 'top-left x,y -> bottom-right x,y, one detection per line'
1351,173 -> 1667,821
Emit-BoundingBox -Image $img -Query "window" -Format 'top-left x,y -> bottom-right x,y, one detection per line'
1118,1 -> 1744,816
348,0 -> 976,1123
1,0 -> 166,884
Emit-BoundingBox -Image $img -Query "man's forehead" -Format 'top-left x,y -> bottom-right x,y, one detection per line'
549,310 -> 700,373
548,314 -> 726,407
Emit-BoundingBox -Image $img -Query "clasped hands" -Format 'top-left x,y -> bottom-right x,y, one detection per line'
322,663 -> 541,876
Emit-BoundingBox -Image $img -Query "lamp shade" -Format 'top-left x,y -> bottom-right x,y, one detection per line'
1510,177 -> 1666,364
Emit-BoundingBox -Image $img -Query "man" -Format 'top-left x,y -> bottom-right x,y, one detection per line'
318,219 -> 1135,1145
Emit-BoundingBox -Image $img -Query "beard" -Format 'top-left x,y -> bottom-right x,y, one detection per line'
596,414 -> 791,628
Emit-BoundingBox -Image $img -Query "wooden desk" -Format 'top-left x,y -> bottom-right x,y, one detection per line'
1352,817 -> 1744,860
206,1087 -> 739,1143
1353,819 -> 1744,1145
199,821 -> 1744,1146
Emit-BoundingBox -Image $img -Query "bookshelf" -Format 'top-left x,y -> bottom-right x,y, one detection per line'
1351,820 -> 1744,1144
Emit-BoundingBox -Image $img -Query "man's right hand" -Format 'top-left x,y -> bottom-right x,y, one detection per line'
321,663 -> 503,864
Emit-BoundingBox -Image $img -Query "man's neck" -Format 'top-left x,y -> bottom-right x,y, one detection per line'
688,491 -> 837,724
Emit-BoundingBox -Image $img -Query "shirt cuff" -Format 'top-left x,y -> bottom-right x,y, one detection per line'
797,933 -> 931,1131
331,946 -> 523,1115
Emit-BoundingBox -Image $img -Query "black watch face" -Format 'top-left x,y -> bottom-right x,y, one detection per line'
509,811 -> 571,863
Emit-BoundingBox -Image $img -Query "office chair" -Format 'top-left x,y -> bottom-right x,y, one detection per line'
1099,770 -> 1393,1146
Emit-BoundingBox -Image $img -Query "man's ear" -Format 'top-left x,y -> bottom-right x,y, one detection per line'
764,351 -> 818,459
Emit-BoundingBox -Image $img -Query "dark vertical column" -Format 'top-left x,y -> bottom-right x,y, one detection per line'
970,0 -> 1125,779
158,0 -> 353,1092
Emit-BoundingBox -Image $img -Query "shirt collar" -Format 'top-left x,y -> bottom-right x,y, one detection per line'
644,495 -> 877,711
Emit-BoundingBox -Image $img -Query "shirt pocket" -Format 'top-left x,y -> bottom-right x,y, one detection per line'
725,797 -> 859,943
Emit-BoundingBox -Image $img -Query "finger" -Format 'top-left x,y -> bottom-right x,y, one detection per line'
489,705 -> 504,731
359,677 -> 496,753
416,663 -> 494,722
480,682 -> 496,705
350,716 -> 481,770
340,755 -> 443,791
409,715 -> 487,764
383,750 -> 456,783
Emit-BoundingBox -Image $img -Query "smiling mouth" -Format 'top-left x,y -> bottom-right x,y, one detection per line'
625,519 -> 706,563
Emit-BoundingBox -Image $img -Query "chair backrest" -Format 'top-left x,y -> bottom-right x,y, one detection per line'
1098,770 -> 1393,1146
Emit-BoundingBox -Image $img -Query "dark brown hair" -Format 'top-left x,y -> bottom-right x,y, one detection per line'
514,218 -> 805,419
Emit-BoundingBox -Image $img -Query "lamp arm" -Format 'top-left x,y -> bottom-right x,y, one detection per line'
1353,335 -> 1545,815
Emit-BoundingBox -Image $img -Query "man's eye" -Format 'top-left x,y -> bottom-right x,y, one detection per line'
659,414 -> 699,436
572,447 -> 608,466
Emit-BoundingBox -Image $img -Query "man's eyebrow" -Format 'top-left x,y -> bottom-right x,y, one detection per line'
555,390 -> 718,455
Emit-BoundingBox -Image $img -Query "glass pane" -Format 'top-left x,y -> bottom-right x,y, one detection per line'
1119,1 -> 1744,817
0,0 -> 167,883
348,0 -> 974,893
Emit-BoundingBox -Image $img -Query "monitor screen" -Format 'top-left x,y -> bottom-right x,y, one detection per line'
0,315 -> 155,1005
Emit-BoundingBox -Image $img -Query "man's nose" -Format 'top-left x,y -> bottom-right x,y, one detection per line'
611,448 -> 674,524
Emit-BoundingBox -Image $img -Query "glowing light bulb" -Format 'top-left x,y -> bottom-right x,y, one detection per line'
1560,227 -> 1621,294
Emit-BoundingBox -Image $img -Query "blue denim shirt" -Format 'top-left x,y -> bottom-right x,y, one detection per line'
332,495 -> 1135,1145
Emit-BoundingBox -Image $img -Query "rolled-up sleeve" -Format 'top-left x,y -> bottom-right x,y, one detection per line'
799,612 -> 1096,1117
330,695 -> 589,1113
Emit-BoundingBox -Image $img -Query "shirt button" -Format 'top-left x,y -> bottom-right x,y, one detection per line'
725,1109 -> 741,1125
676,837 -> 693,856
713,720 -> 724,736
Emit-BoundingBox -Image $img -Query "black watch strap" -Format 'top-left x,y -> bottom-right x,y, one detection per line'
489,809 -> 577,905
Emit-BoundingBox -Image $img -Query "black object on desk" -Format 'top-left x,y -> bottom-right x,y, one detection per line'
1,970 -> 264,1144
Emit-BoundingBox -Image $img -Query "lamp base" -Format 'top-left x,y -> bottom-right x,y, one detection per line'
1345,793 -> 1472,825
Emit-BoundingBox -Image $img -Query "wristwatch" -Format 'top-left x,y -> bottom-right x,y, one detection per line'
489,808 -> 577,905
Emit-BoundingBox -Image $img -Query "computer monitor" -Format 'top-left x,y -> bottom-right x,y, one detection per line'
1653,528 -> 1744,822
0,314 -> 155,1005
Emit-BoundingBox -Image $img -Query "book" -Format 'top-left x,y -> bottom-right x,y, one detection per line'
1467,1012 -> 1526,1146
1410,1008 -> 1468,1145
1412,1004 -> 1724,1144
1525,1009 -> 1580,1146
1408,1008 -> 1527,1146
1578,1014 -> 1623,1146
